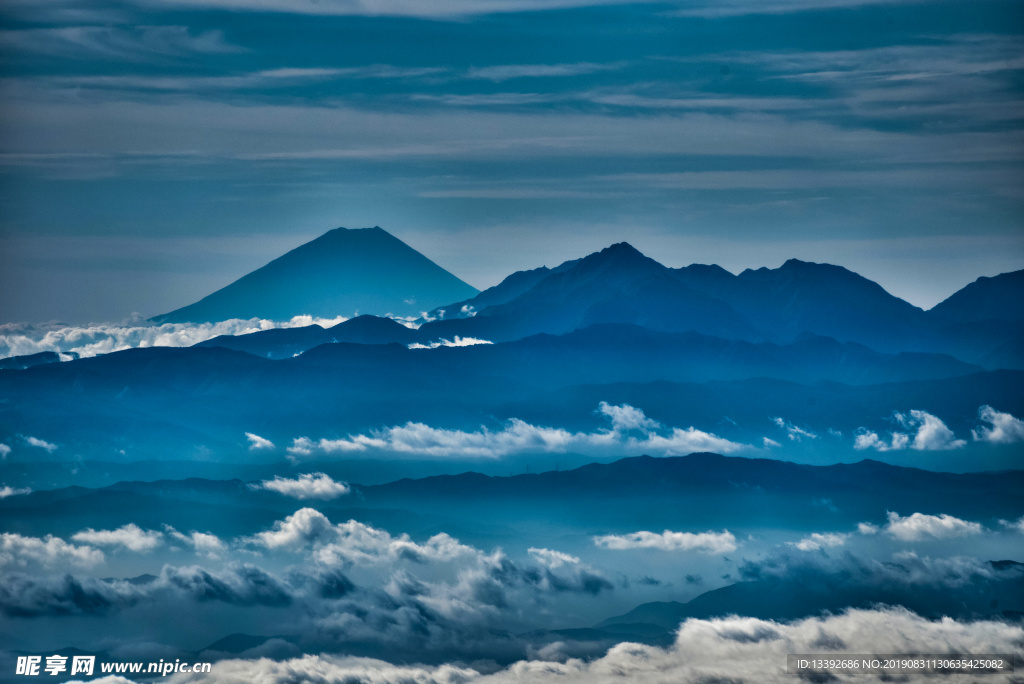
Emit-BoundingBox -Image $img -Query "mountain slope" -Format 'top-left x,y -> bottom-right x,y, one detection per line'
153,227 -> 478,323
673,258 -> 932,352
929,269 -> 1024,324
597,560 -> 1024,629
418,243 -> 762,343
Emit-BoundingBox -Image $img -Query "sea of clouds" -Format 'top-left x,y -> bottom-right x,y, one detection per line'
0,315 -> 350,359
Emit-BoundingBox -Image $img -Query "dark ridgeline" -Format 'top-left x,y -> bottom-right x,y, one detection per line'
177,234 -> 1023,369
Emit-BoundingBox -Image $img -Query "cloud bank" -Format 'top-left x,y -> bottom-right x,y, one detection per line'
972,405 -> 1024,444
288,403 -> 748,460
108,608 -> 1024,684
71,524 -> 164,552
254,473 -> 351,500
854,409 -> 966,452
408,336 -> 493,349
0,315 -> 348,360
882,512 -> 984,542
593,529 -> 737,554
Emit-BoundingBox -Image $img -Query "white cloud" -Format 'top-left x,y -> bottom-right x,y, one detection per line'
0,25 -> 242,60
164,527 -> 226,557
972,405 -> 1024,444
23,436 -> 57,453
762,437 -> 781,448
245,432 -> 275,450
597,401 -> 660,432
0,314 -> 347,360
288,404 -> 749,460
71,523 -> 163,552
854,409 -> 964,451
407,336 -> 493,349
255,473 -> 350,500
772,417 -> 817,442
883,512 -> 984,542
857,522 -> 879,535
0,485 -> 31,498
527,547 -> 581,570
1000,516 -> 1024,534
0,532 -> 104,568
251,508 -> 336,550
897,410 -> 966,451
286,436 -> 316,458
593,529 -> 737,554
787,532 -> 848,551
467,61 -> 623,81
0,444 -> 10,458
127,0 -> 646,19
315,522 -> 475,567
853,430 -> 909,451
52,66 -> 447,94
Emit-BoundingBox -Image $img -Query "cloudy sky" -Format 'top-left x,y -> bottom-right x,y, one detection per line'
1,0 -> 1022,322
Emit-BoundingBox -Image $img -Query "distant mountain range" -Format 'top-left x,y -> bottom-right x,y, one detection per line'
153,227 -> 478,323
595,559 -> 1024,637
175,234 -> 1022,369
1,227 -> 1021,469
3,452 -> 1022,542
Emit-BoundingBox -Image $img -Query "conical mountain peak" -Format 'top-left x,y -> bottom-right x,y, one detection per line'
153,226 -> 478,323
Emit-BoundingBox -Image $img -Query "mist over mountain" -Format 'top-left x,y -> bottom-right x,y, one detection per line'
153,227 -> 478,324
195,315 -> 419,359
597,559 -> 1024,634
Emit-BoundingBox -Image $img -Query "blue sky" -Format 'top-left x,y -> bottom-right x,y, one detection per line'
1,0 -> 1022,322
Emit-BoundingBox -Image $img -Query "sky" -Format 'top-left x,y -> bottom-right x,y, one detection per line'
0,0 -> 1022,323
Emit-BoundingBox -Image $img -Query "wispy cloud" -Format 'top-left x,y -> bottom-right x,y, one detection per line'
0,315 -> 347,359
71,524 -> 163,552
288,403 -> 749,460
467,62 -> 624,81
593,529 -> 737,554
407,336 -> 493,349
164,527 -> 226,558
23,436 -> 57,453
772,417 -> 817,442
972,405 -> 1024,444
0,485 -> 31,498
46,65 -> 446,93
854,409 -> 965,452
245,433 -> 275,451
787,532 -> 849,551
672,0 -> 933,18
126,0 -> 647,18
254,473 -> 351,500
0,25 -> 242,61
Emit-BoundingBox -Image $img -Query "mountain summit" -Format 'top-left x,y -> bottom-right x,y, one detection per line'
153,227 -> 478,323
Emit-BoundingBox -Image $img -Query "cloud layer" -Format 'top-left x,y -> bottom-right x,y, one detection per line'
593,529 -> 737,554
110,608 -> 1024,684
855,409 -> 968,452
288,403 -> 748,460
0,315 -> 347,360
